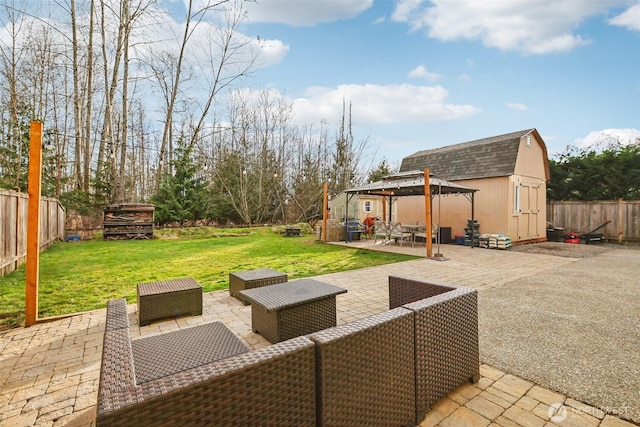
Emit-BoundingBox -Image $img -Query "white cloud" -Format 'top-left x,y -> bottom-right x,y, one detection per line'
574,128 -> 640,149
290,83 -> 480,125
243,0 -> 373,26
392,0 -> 423,23
608,3 -> 640,31
391,0 -> 628,54
408,65 -> 440,81
505,102 -> 528,111
253,37 -> 290,68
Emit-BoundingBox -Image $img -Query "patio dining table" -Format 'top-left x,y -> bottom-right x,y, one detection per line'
401,224 -> 424,246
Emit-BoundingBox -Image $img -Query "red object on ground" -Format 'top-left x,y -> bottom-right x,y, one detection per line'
565,231 -> 580,244
362,214 -> 376,234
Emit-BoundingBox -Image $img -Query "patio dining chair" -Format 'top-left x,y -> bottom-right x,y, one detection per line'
389,222 -> 412,246
374,221 -> 389,243
413,223 -> 427,245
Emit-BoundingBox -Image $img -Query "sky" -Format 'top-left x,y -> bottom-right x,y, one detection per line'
6,0 -> 640,171
220,0 -> 640,168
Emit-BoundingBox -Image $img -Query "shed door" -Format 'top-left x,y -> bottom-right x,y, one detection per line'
518,182 -> 541,241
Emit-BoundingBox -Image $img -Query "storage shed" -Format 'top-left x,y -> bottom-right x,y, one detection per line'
103,203 -> 155,240
398,129 -> 550,243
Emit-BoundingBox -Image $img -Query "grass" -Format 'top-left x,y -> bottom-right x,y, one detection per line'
0,226 -> 417,329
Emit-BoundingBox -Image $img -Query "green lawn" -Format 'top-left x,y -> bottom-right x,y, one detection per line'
0,227 -> 417,329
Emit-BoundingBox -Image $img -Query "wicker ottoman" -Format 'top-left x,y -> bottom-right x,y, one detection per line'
229,268 -> 288,305
137,277 -> 203,326
131,321 -> 249,384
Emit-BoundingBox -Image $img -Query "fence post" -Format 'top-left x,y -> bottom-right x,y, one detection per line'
618,198 -> 623,244
26,121 -> 43,327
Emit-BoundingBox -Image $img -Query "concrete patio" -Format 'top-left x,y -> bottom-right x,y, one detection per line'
0,241 -> 637,426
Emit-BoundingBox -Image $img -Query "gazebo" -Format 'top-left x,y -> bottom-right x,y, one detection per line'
339,169 -> 478,257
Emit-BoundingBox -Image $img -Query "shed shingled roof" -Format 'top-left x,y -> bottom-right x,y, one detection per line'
400,129 -> 536,181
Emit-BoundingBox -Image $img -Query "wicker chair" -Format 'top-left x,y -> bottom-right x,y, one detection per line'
97,299 -> 316,427
389,276 -> 480,424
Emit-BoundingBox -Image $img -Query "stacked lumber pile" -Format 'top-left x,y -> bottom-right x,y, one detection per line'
103,203 -> 154,240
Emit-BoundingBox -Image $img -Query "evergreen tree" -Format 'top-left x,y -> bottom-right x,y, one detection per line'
367,159 -> 396,183
548,139 -> 640,200
151,136 -> 208,225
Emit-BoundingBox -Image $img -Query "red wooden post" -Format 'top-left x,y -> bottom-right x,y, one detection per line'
26,121 -> 43,327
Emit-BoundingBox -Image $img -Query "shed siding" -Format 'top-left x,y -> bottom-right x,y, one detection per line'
397,174 -> 546,242
398,177 -> 511,238
514,134 -> 548,181
358,196 -> 386,221
330,193 -> 389,222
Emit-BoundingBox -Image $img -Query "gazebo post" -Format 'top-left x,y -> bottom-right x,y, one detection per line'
424,168 -> 432,258
322,182 -> 328,242
471,191 -> 475,249
382,197 -> 387,221
434,182 -> 444,258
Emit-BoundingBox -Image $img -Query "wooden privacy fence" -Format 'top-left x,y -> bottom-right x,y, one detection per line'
0,189 -> 66,276
547,199 -> 640,244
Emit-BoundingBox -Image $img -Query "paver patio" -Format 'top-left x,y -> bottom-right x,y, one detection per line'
0,242 -> 637,426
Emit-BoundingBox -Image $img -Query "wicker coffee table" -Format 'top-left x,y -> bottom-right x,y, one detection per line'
229,268 -> 288,305
238,278 -> 347,343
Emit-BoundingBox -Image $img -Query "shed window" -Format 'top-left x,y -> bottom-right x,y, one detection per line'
514,184 -> 521,213
363,200 -> 372,213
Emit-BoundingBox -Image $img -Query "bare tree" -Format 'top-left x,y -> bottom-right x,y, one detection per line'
331,99 -> 368,193
95,0 -> 121,202
148,0 -> 261,193
117,0 -> 129,202
82,0 -> 95,193
0,0 -> 373,227
186,1 -> 256,151
0,0 -> 29,190
156,0 -> 230,185
69,0 -> 84,189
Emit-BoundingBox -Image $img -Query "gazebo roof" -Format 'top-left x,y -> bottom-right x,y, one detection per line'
345,170 -> 477,197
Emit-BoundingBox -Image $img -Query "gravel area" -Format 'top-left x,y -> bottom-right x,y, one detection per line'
508,241 -> 628,258
479,247 -> 640,424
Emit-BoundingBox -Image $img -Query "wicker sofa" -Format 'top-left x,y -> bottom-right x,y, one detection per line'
389,275 -> 480,423
96,299 -> 316,426
308,276 -> 478,426
97,277 -> 478,426
310,307 -> 417,426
